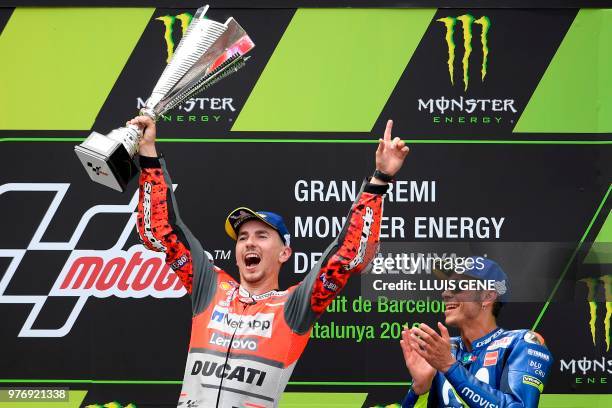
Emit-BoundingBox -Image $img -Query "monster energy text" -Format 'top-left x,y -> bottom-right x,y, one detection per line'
560,357 -> 611,385
418,97 -> 517,124
419,15 -> 518,125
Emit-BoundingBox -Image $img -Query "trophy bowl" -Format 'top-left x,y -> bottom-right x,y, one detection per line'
75,4 -> 254,192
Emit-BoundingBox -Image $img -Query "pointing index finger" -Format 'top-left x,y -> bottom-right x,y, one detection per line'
384,119 -> 393,142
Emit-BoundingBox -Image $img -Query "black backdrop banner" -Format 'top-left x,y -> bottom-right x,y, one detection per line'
2,1 -> 612,8
0,4 -> 611,408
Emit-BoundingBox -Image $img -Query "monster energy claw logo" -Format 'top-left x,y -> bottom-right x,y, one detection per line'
579,275 -> 612,352
438,14 -> 491,91
156,13 -> 194,63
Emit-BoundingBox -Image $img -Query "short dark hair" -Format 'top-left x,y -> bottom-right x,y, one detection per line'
492,301 -> 503,318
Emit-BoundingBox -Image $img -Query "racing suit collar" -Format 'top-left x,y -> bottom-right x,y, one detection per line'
461,327 -> 505,351
238,286 -> 281,304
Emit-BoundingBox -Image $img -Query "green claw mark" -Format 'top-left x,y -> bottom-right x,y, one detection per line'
474,16 -> 490,82
175,13 -> 193,37
600,275 -> 612,351
457,14 -> 475,91
437,17 -> 457,86
156,15 -> 176,63
588,301 -> 598,346
579,277 -> 599,346
156,13 -> 193,64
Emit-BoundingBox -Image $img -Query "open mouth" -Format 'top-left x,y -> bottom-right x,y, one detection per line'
244,253 -> 261,268
445,302 -> 459,312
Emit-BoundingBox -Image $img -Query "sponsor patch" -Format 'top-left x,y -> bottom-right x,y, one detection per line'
487,336 -> 512,350
207,306 -> 274,338
209,332 -> 259,351
170,254 -> 189,270
462,354 -> 477,364
475,328 -> 504,348
460,386 -> 499,408
319,273 -> 340,292
527,348 -> 550,361
483,351 -> 499,367
191,360 -> 267,386
522,375 -> 543,392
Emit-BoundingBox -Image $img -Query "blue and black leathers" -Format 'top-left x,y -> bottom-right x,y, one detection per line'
402,328 -> 553,408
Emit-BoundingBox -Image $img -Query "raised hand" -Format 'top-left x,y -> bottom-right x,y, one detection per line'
126,115 -> 157,157
401,327 -> 436,395
375,119 -> 410,178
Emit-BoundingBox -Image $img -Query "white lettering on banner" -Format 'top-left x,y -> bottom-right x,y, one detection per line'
294,180 -> 436,203
294,216 -> 405,239
137,97 -> 236,112
418,97 -> 517,114
414,217 -> 505,239
0,182 -> 206,338
560,357 -> 612,375
294,252 -> 323,274
207,306 -> 274,338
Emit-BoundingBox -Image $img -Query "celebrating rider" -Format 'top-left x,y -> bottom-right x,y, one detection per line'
129,115 -> 409,408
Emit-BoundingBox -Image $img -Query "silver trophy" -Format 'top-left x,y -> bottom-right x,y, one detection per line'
75,5 -> 254,192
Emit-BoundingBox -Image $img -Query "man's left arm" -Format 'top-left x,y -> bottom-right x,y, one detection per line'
284,180 -> 387,333
284,120 -> 409,333
444,334 -> 553,408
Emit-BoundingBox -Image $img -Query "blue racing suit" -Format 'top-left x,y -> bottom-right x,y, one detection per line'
402,328 -> 553,408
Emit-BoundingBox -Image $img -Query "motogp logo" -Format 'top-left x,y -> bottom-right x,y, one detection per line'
0,183 -> 188,338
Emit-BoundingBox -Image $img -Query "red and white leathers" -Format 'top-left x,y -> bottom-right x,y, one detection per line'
136,155 -> 387,408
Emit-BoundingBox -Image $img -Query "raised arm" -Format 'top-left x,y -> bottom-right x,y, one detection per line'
285,120 -> 409,333
131,116 -> 217,313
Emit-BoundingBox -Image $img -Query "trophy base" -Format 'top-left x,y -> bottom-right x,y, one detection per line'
74,132 -> 138,192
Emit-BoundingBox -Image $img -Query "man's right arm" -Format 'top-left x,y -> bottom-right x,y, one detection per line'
137,154 -> 219,313
132,115 -> 218,313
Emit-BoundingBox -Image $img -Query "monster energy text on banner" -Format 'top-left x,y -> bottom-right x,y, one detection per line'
418,14 -> 518,125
